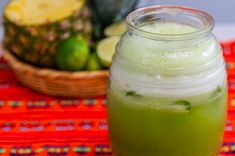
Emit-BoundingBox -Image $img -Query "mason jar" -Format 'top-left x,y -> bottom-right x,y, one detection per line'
107,6 -> 227,156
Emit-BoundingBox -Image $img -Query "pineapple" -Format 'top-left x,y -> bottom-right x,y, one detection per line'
3,0 -> 92,68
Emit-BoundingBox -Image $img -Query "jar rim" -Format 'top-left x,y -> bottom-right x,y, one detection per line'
126,5 -> 215,41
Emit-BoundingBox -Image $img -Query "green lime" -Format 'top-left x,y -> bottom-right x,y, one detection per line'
55,37 -> 90,71
104,21 -> 126,36
86,52 -> 103,71
97,36 -> 120,67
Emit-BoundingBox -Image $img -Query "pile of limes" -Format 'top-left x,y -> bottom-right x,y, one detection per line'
55,21 -> 126,71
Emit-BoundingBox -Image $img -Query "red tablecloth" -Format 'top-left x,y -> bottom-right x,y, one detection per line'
0,41 -> 234,156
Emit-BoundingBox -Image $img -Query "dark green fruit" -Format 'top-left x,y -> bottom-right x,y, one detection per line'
86,52 -> 103,71
87,0 -> 138,39
55,37 -> 90,71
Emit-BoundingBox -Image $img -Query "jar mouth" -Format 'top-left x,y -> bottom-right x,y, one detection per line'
126,5 -> 214,40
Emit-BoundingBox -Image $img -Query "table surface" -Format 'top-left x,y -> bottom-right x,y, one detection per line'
0,41 -> 234,155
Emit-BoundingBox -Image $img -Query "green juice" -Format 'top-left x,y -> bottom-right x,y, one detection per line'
108,85 -> 227,156
107,13 -> 227,156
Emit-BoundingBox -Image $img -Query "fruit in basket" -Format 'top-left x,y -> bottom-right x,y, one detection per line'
55,37 -> 90,71
97,36 -> 120,67
86,52 -> 103,71
3,0 -> 92,68
104,21 -> 127,36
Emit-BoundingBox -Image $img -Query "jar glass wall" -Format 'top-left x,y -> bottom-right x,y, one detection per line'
107,6 -> 227,156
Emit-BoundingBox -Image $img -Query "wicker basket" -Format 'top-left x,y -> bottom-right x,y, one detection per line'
3,50 -> 109,98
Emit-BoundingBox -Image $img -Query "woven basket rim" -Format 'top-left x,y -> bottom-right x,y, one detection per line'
3,49 -> 109,80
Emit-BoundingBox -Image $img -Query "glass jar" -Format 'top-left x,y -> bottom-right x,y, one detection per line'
107,6 -> 227,156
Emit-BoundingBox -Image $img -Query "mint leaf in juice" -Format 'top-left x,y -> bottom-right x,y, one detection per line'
125,91 -> 141,97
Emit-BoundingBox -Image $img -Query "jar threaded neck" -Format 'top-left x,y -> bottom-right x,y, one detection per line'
126,5 -> 214,41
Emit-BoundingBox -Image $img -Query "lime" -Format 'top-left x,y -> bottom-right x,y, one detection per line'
104,21 -> 126,36
55,37 -> 90,71
97,36 -> 120,67
86,52 -> 103,71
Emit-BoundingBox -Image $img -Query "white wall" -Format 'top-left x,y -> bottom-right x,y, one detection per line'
0,0 -> 234,23
138,0 -> 235,23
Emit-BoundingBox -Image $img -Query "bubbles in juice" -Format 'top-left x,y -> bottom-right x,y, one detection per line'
111,21 -> 225,98
141,21 -> 197,34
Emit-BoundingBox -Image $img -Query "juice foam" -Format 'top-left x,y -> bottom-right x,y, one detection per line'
141,21 -> 197,34
111,21 -> 225,98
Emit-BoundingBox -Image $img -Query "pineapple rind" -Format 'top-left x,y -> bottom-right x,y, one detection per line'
4,5 -> 92,68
